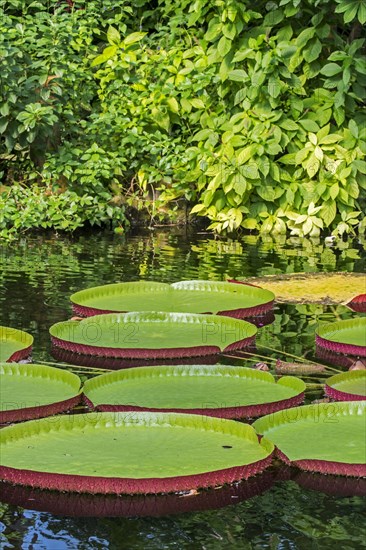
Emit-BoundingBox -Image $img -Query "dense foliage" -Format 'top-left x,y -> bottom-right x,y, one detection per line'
1,0 -> 365,238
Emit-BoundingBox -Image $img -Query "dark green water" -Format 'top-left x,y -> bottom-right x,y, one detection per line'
0,229 -> 365,549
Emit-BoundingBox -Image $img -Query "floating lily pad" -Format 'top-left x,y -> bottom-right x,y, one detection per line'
83,365 -> 305,419
0,412 -> 274,494
316,318 -> 366,357
241,272 -> 366,304
50,312 -> 257,360
0,363 -> 81,423
325,371 -> 366,401
0,326 -> 33,362
253,401 -> 366,477
70,280 -> 274,318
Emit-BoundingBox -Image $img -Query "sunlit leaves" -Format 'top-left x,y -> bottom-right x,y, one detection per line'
335,0 -> 366,24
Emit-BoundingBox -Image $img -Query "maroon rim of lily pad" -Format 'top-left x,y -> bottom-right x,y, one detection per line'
7,346 -> 32,362
72,302 -> 274,319
83,393 -> 305,419
0,453 -> 273,495
316,335 -> 366,357
0,469 -> 275,517
51,346 -> 221,369
246,311 -> 275,328
315,346 -> 353,368
227,279 -> 262,288
324,384 -> 365,402
0,394 -> 81,424
347,294 -> 366,313
293,471 -> 366,497
276,448 -> 366,477
50,334 -> 256,359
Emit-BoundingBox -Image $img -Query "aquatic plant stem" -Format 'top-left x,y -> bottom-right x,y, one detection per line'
222,351 -> 277,364
257,345 -> 342,373
37,360 -> 110,372
223,350 -> 341,374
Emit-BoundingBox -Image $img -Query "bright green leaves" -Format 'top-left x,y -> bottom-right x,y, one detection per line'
91,30 -> 146,67
319,40 -> 366,125
124,32 -> 146,46
1,1 -> 365,240
294,125 -> 342,179
321,63 -> 343,77
91,45 -> 118,66
107,26 -> 121,45
335,0 -> 366,23
217,36 -> 232,57
16,103 -> 58,133
286,202 -> 324,237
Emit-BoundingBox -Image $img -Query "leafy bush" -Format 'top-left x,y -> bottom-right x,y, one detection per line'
0,0 -> 365,238
0,183 -> 127,240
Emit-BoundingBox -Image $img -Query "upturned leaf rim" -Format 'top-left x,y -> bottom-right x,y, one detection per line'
0,411 -> 274,494
83,364 -> 305,418
70,280 -> 274,318
49,312 -> 257,359
325,370 -> 366,401
0,326 -> 33,362
316,318 -> 366,357
0,363 -> 82,422
253,401 -> 366,476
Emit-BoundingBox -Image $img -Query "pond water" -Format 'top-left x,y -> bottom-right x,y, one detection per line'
0,229 -> 365,549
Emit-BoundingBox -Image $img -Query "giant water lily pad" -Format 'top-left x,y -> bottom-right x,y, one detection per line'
325,371 -> 366,401
83,365 -> 305,418
253,401 -> 366,477
70,280 -> 274,318
316,318 -> 366,357
50,312 -> 257,360
0,412 -> 274,494
0,326 -> 33,362
243,272 -> 366,304
0,363 -> 81,423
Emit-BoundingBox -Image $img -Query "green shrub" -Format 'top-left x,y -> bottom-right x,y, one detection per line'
0,0 -> 365,238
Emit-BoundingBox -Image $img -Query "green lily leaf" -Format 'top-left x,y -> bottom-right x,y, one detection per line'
325,370 -> 366,401
253,401 -> 366,475
50,312 -> 258,359
83,364 -> 305,418
0,326 -> 33,362
70,280 -> 274,318
0,363 -> 81,422
316,318 -> 366,356
0,412 -> 274,493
